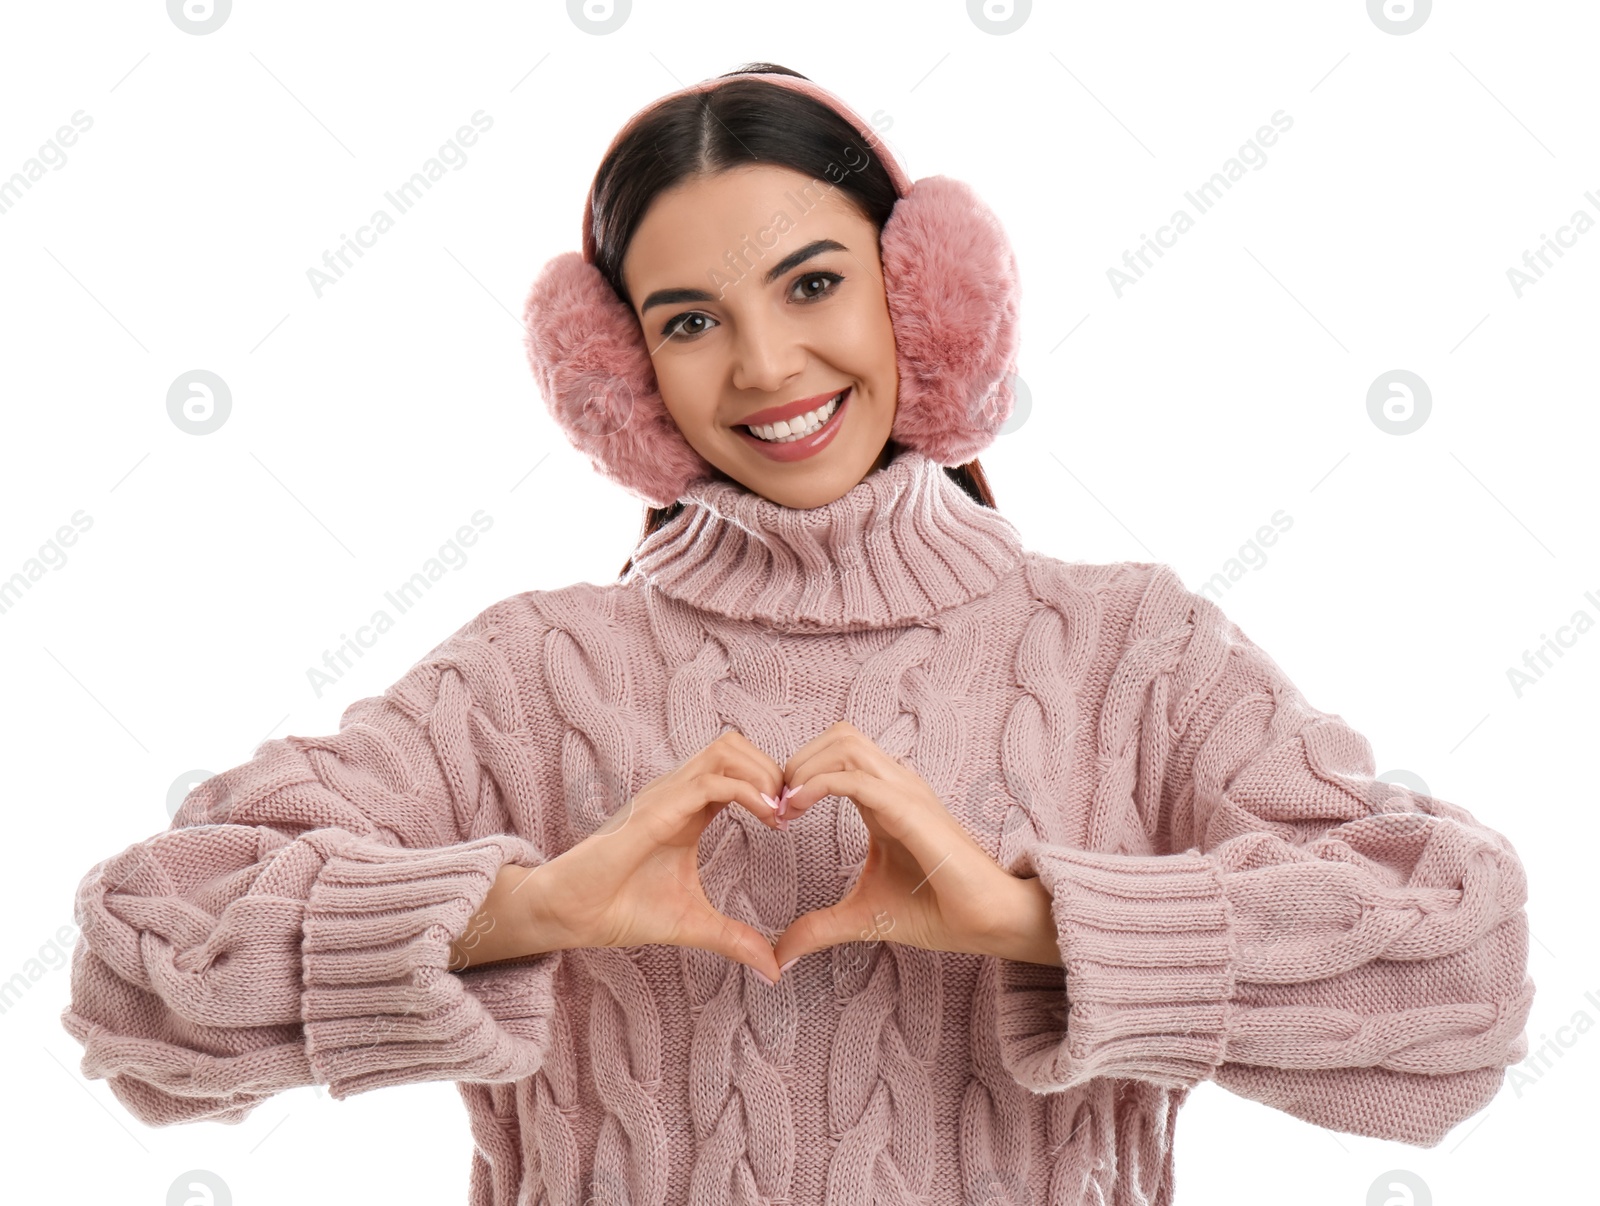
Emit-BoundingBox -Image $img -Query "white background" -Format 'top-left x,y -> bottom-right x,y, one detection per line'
1,1 -> 1593,1202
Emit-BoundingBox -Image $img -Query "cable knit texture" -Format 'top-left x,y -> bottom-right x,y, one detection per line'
60,447 -> 1533,1204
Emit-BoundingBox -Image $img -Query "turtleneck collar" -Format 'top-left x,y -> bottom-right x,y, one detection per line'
622,446 -> 1024,632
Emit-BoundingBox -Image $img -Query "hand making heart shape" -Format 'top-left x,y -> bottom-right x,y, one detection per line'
768,720 -> 1038,972
507,723 -> 1044,984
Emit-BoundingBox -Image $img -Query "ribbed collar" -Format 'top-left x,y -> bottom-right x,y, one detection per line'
622,446 -> 1025,632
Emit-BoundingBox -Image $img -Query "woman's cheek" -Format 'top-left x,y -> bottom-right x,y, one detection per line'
823,302 -> 888,365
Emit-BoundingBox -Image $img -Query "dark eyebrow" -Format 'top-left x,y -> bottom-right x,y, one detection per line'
638,238 -> 848,313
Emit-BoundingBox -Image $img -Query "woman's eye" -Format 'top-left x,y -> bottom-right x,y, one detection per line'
662,272 -> 843,341
792,271 -> 843,302
663,312 -> 714,341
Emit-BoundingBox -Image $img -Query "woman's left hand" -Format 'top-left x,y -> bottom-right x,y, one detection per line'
770,721 -> 1050,970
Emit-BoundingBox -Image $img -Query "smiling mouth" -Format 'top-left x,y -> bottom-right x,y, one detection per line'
740,389 -> 848,443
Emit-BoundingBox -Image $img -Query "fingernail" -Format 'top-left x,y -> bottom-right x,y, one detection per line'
777,814 -> 788,831
760,791 -> 777,812
779,957 -> 799,974
758,970 -> 778,986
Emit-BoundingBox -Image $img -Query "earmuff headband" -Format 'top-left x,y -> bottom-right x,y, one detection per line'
579,73 -> 915,264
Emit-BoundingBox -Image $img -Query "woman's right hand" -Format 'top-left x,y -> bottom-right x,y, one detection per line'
509,730 -> 789,981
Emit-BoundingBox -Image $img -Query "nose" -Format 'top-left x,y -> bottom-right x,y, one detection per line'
728,306 -> 808,395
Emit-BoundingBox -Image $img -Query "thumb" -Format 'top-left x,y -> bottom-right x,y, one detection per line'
681,911 -> 781,983
772,903 -> 868,969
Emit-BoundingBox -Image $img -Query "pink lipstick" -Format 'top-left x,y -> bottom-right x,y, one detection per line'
735,386 -> 851,463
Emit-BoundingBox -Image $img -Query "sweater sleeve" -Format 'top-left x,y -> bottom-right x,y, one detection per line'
59,600 -> 566,1127
993,563 -> 1533,1147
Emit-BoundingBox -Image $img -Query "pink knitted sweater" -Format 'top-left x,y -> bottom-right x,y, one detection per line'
62,446 -> 1533,1205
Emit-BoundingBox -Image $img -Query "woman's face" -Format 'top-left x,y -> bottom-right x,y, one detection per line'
620,164 -> 900,509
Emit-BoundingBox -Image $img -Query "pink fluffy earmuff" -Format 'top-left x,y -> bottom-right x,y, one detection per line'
521,71 -> 1022,508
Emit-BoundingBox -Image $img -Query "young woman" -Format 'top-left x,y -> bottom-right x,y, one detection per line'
63,63 -> 1533,1206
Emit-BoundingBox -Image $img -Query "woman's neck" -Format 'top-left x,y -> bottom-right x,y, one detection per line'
621,445 -> 1024,630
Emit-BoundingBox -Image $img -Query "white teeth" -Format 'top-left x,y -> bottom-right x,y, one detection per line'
746,392 -> 844,442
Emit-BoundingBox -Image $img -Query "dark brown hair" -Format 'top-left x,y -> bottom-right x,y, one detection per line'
603,63 -> 999,581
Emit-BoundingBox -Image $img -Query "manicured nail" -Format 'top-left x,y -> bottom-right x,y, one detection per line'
758,970 -> 779,986
779,957 -> 799,974
760,791 -> 777,813
777,814 -> 788,831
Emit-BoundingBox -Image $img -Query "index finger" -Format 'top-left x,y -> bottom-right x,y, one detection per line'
781,720 -> 856,786
710,728 -> 785,789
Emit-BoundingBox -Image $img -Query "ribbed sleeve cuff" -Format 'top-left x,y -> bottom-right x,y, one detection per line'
996,846 -> 1236,1092
300,832 -> 562,1100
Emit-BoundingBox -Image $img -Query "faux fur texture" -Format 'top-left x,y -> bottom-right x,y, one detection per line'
522,174 -> 1021,508
881,175 -> 1021,465
522,251 -> 712,508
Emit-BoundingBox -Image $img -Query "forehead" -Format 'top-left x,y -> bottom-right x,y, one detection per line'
622,164 -> 870,287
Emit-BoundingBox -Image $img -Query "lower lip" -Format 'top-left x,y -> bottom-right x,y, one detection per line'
735,387 -> 851,462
